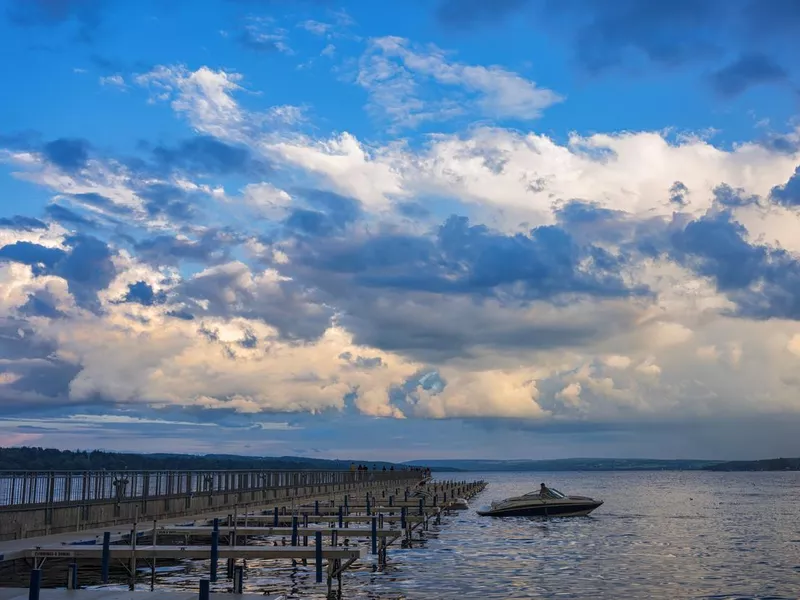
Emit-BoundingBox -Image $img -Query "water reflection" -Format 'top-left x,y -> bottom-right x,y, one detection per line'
81,471 -> 799,599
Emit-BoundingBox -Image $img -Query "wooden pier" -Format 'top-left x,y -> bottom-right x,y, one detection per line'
1,472 -> 486,599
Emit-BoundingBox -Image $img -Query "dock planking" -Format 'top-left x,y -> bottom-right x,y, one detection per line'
29,545 -> 363,561
231,513 -> 425,523
157,525 -> 404,538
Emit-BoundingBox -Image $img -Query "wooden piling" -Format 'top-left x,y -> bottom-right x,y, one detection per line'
210,530 -> 219,582
199,579 -> 210,600
28,568 -> 41,600
101,532 -> 110,583
315,531 -> 323,583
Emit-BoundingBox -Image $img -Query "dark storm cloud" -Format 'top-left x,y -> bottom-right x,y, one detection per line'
139,184 -> 197,222
45,204 -> 98,227
0,241 -> 67,270
238,329 -> 258,348
554,200 -> 623,225
438,0 -> 724,68
770,167 -> 800,208
0,319 -> 79,407
669,181 -> 689,206
712,183 -> 760,208
671,211 -> 765,291
0,235 -> 116,309
42,138 -> 91,172
434,0 -> 799,95
177,262 -> 334,341
761,134 -> 800,155
261,211 -> 645,358
0,215 -> 47,231
339,352 -> 383,369
669,210 -> 800,319
302,215 -> 638,299
284,190 -> 362,238
149,136 -> 269,176
166,309 -> 195,321
710,53 -> 787,97
55,235 -> 117,309
19,289 -> 67,319
335,288 -> 616,361
123,281 -> 166,306
133,228 -> 242,266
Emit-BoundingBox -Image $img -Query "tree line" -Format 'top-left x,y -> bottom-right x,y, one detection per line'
0,446 -> 399,471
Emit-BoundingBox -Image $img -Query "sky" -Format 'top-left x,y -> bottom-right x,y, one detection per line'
1,0 -> 800,462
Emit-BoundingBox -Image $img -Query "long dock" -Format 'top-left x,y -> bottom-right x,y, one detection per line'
0,469 -> 421,541
1,472 -> 486,598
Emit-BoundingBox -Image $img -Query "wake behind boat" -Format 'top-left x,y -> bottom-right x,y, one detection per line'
476,486 -> 603,517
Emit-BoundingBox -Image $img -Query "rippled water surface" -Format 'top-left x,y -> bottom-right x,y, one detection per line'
123,471 -> 800,599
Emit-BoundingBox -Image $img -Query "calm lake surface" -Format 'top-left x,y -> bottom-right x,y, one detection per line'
115,471 -> 800,599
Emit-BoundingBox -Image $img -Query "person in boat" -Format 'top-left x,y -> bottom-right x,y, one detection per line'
540,482 -> 553,498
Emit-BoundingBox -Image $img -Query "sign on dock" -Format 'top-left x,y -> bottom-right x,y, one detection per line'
33,550 -> 75,558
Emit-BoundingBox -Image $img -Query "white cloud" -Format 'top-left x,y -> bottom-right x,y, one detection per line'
604,355 -> 632,369
300,20 -> 331,36
5,50 -> 800,431
556,382 -> 583,406
269,133 -> 406,207
136,65 -> 247,142
787,335 -> 800,357
357,37 -> 562,129
0,372 -> 21,385
240,182 -> 292,218
413,369 -> 545,419
100,74 -> 126,89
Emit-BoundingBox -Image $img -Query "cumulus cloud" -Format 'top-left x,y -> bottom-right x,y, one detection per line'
3,29 -> 800,448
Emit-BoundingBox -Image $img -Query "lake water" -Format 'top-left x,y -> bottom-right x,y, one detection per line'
117,471 -> 800,598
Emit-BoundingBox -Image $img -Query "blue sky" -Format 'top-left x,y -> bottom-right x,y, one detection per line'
1,0 -> 800,461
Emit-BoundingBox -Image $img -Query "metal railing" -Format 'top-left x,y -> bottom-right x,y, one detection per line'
0,469 -> 423,509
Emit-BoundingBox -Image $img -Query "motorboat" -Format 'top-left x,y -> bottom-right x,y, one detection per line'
476,487 -> 602,517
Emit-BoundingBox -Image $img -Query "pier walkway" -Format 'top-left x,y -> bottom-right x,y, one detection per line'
0,471 -> 486,597
0,469 -> 420,541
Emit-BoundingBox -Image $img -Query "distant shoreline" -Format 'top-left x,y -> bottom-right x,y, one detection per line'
2,447 -> 798,472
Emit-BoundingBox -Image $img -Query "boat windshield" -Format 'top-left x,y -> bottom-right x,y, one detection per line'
523,488 -> 567,499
